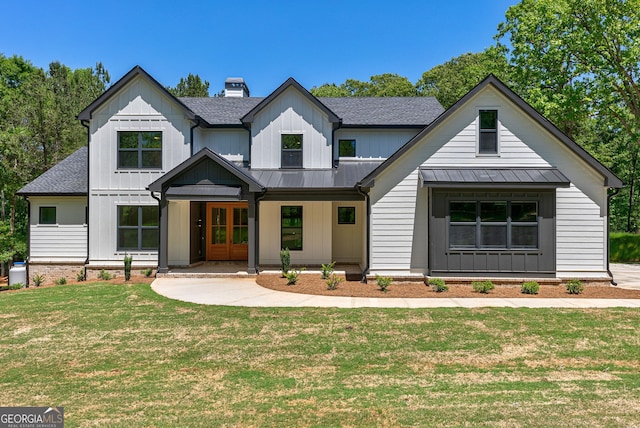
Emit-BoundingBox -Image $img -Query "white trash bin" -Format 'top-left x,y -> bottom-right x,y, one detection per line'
9,262 -> 26,287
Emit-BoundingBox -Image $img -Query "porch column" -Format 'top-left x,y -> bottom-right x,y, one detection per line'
247,195 -> 257,274
157,196 -> 169,273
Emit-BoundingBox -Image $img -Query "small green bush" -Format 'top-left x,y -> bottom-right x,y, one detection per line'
285,267 -> 304,285
7,282 -> 24,290
472,280 -> 495,294
76,270 -> 86,282
326,274 -> 343,290
280,248 -> 291,277
141,268 -> 153,277
566,279 -> 584,295
55,277 -> 67,286
428,278 -> 448,292
321,261 -> 336,279
98,270 -> 114,281
521,281 -> 540,295
32,274 -> 45,287
124,254 -> 133,281
376,275 -> 392,292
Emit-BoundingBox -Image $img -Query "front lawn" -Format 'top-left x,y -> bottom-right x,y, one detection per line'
1,283 -> 639,427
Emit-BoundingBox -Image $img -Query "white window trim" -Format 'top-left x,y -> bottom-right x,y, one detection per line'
476,107 -> 500,157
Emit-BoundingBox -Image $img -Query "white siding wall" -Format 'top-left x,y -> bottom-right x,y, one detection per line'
29,196 -> 87,262
251,87 -> 333,169
259,201 -> 332,265
369,86 -> 610,277
194,128 -> 249,162
334,129 -> 419,159
88,76 -> 191,265
331,202 -> 365,264
168,200 -> 190,266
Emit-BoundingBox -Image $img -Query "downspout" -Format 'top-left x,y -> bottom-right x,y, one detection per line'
81,120 -> 91,280
189,117 -> 200,157
242,124 -> 252,167
25,198 -> 30,286
150,190 -> 162,274
356,185 -> 370,283
607,187 -> 621,286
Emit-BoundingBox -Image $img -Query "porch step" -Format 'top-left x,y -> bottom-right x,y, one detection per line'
157,272 -> 255,279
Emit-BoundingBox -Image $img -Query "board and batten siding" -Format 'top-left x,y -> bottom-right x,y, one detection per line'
88,76 -> 191,264
334,129 -> 419,159
369,85 -> 610,278
29,196 -> 87,262
194,128 -> 249,163
251,87 -> 333,169
259,201 -> 332,265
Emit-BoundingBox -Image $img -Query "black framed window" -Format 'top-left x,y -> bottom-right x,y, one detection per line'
449,201 -> 538,249
118,131 -> 162,169
281,134 -> 303,168
281,206 -> 302,250
39,207 -> 56,225
117,206 -> 159,250
478,110 -> 498,154
338,139 -> 356,157
337,206 -> 356,224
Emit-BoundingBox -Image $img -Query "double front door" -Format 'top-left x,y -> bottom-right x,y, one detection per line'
206,202 -> 248,261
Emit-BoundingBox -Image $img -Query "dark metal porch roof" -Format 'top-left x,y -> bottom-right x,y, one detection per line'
420,167 -> 571,188
165,185 -> 242,201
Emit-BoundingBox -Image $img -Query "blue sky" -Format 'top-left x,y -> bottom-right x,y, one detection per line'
1,0 -> 518,96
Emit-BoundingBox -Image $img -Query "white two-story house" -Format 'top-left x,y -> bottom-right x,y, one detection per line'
18,66 -> 622,284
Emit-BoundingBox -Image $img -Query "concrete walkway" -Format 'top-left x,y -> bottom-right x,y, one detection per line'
151,264 -> 640,308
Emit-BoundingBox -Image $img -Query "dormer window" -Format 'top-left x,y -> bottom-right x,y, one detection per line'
282,134 -> 303,168
478,110 -> 498,155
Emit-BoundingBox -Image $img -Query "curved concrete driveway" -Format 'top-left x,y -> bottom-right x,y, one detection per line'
151,264 -> 640,308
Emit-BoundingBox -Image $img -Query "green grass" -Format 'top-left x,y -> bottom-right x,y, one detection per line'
1,283 -> 640,427
610,232 -> 640,262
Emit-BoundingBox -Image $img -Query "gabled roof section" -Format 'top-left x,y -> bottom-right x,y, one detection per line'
77,65 -> 197,121
359,74 -> 623,188
241,77 -> 341,124
17,147 -> 88,196
147,148 -> 264,193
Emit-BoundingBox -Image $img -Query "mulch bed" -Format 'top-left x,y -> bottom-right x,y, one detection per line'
256,274 -> 640,299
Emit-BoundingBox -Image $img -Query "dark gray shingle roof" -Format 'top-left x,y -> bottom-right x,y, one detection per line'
180,96 -> 444,127
17,147 -> 88,195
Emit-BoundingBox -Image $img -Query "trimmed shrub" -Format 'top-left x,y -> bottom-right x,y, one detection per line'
472,280 -> 495,294
98,270 -> 114,281
285,267 -> 305,285
321,261 -> 336,279
428,278 -> 448,292
32,274 -> 45,287
55,277 -> 67,286
124,254 -> 133,281
280,248 -> 291,277
376,275 -> 392,292
521,281 -> 540,295
326,274 -> 343,290
566,279 -> 584,295
142,268 -> 153,277
76,270 -> 86,282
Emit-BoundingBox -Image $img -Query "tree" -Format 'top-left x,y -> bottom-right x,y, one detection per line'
167,73 -> 210,97
416,47 -> 512,109
311,73 -> 416,97
496,0 -> 640,231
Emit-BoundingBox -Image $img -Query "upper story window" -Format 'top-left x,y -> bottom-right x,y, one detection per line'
281,134 -> 302,169
339,139 -> 356,157
118,131 -> 162,169
39,207 -> 56,225
478,110 -> 498,155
